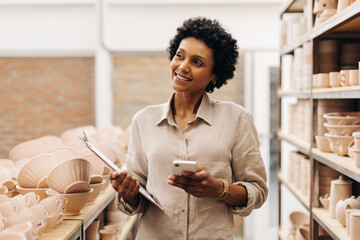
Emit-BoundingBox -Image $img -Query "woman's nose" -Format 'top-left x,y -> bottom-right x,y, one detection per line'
179,60 -> 190,72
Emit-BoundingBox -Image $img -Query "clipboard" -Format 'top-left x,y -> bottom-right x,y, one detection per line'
79,131 -> 163,212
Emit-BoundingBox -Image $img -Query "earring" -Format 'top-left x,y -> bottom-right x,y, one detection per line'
212,78 -> 217,85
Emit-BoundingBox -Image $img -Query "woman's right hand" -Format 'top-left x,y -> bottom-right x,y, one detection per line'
110,171 -> 140,207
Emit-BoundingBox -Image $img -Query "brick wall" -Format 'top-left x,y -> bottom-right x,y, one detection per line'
0,58 -> 95,158
113,54 -> 242,128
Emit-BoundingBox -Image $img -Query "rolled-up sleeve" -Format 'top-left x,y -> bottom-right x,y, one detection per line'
116,115 -> 149,215
230,112 -> 268,216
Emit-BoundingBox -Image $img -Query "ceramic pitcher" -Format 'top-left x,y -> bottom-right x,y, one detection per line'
329,176 -> 352,218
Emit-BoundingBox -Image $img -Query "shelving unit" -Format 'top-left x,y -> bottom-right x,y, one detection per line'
278,1 -> 360,239
41,186 -> 137,240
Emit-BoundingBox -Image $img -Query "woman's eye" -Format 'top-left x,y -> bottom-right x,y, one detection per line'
176,53 -> 183,59
194,60 -> 203,66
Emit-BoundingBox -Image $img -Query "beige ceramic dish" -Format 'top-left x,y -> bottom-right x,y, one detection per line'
325,133 -> 353,156
86,180 -> 106,205
324,123 -> 360,136
323,112 -> 360,125
17,153 -> 56,188
63,188 -> 93,216
47,158 -> 92,194
315,135 -> 332,152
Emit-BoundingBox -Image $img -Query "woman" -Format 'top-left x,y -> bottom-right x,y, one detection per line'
111,17 -> 268,239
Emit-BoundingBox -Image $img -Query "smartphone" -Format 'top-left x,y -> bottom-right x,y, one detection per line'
172,160 -> 197,176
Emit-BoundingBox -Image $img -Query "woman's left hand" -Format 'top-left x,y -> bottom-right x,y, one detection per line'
168,165 -> 223,198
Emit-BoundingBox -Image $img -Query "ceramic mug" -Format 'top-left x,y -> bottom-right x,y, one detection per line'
318,73 -> 330,88
10,195 -> 28,213
24,192 -> 40,208
40,197 -> 62,216
339,70 -> 351,86
350,70 -> 359,86
330,71 -> 341,87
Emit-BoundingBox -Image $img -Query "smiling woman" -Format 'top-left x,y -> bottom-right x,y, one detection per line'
110,17 -> 268,240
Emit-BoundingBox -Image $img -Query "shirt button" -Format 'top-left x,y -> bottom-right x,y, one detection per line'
181,208 -> 185,212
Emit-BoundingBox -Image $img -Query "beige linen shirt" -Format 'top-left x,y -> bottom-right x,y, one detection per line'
116,92 -> 268,240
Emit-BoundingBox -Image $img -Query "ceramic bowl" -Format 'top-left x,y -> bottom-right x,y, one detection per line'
325,133 -> 353,156
64,181 -> 90,194
17,153 -> 57,188
86,180 -> 106,205
9,140 -> 45,162
323,112 -> 360,125
289,211 -> 309,228
47,158 -> 92,194
37,135 -> 62,151
324,123 -> 360,136
315,135 -> 332,152
63,188 -> 93,216
16,186 -> 48,201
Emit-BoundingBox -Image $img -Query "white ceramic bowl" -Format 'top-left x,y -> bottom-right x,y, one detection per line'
323,112 -> 360,125
325,133 -> 354,156
47,158 -> 92,194
324,123 -> 360,136
17,153 -> 57,188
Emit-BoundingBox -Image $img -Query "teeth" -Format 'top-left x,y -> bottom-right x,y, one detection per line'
176,74 -> 191,81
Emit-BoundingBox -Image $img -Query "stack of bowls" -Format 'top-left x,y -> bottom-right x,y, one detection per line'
17,153 -> 57,200
47,158 -> 93,216
324,112 -> 360,156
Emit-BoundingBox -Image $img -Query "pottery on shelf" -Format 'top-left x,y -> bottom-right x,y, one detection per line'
325,133 -> 353,156
329,176 -> 352,219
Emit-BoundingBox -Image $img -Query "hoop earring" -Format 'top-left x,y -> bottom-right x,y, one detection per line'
212,78 -> 217,85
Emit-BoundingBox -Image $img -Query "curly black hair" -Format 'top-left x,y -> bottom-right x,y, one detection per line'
167,17 -> 239,93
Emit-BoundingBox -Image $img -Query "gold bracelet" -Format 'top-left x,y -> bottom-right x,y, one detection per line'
216,179 -> 229,201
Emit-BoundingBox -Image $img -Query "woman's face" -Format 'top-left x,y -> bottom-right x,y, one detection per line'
170,37 -> 215,94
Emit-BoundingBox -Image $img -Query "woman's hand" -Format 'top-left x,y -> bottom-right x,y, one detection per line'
110,171 -> 140,207
167,165 -> 223,198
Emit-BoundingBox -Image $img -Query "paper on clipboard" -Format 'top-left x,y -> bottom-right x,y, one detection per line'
79,131 -> 163,212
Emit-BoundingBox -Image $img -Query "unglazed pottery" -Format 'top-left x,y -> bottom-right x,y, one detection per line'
336,196 -> 360,226
350,211 -> 360,240
86,219 -> 100,239
329,176 -> 352,218
63,188 -> 93,216
325,133 -> 353,156
346,209 -> 360,236
47,158 -> 92,194
87,180 -> 106,205
350,69 -> 359,86
17,153 -> 56,188
353,132 -> 360,150
329,72 -> 341,87
339,70 -> 351,86
289,211 -> 309,228
64,181 -> 90,194
16,186 -> 48,201
323,112 -> 360,125
324,123 -> 360,136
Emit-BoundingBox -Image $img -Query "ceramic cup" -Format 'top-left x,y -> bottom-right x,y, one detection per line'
318,73 -> 330,88
330,72 -> 341,87
339,70 -> 351,86
350,211 -> 360,240
24,192 -> 40,208
350,69 -> 359,86
3,221 -> 34,240
346,209 -> 360,236
40,196 -> 62,216
0,232 -> 27,240
10,195 -> 29,213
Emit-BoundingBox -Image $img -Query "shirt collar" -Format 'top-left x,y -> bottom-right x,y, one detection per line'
156,92 -> 213,126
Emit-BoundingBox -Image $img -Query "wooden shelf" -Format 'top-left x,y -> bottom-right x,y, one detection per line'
280,3 -> 360,54
278,172 -> 310,209
312,86 -> 360,99
311,3 -> 360,37
41,219 -> 82,240
278,88 -> 310,98
280,0 -> 307,14
278,131 -> 310,154
312,148 -> 360,182
312,208 -> 348,240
